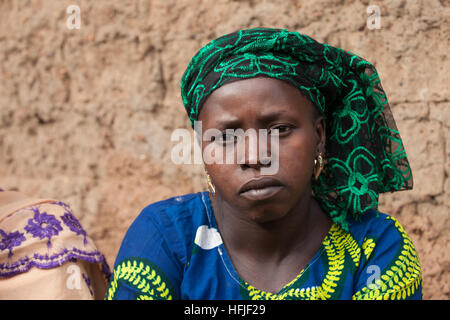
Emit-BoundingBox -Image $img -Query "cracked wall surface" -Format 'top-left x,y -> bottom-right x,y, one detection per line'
0,0 -> 448,299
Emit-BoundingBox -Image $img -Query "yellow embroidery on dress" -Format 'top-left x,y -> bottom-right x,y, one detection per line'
335,225 -> 361,267
243,223 -> 361,300
106,258 -> 173,300
352,216 -> 422,300
362,237 -> 376,261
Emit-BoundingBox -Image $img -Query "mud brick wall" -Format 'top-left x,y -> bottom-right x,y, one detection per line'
0,0 -> 448,299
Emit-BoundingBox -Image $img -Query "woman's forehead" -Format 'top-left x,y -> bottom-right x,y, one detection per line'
199,77 -> 314,123
207,77 -> 300,100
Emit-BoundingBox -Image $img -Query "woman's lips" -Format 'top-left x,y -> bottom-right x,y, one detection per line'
240,185 -> 283,201
238,177 -> 283,201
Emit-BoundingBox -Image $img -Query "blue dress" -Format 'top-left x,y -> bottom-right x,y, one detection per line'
106,192 -> 422,300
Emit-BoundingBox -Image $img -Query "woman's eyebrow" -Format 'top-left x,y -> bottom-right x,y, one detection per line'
258,109 -> 287,122
215,110 -> 291,128
214,117 -> 241,129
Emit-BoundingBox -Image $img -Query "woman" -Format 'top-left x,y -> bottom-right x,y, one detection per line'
106,28 -> 422,300
0,188 -> 110,299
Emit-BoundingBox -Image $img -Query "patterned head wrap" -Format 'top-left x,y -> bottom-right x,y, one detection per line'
180,28 -> 413,230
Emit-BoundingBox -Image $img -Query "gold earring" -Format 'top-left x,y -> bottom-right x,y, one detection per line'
206,173 -> 216,195
314,153 -> 324,180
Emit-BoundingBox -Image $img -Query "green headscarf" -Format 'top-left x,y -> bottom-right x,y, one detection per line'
180,28 -> 413,230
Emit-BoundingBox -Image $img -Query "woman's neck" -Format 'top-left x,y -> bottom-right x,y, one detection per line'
211,191 -> 330,264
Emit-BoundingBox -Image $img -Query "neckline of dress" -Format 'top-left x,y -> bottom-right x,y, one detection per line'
200,191 -> 334,297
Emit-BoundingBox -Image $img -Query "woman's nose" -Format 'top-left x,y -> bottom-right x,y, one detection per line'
237,130 -> 271,169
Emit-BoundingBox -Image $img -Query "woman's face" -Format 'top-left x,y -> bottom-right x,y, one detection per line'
198,77 -> 325,223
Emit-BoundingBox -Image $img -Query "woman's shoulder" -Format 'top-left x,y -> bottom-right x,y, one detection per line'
117,192 -> 209,260
131,191 -> 209,231
141,192 -> 206,214
346,210 -> 422,300
326,210 -> 419,271
346,210 -> 412,244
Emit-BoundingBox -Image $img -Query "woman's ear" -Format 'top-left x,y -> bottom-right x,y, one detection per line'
314,115 -> 326,155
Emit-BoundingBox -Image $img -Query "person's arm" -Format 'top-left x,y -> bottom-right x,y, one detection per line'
106,205 -> 184,300
352,216 -> 422,300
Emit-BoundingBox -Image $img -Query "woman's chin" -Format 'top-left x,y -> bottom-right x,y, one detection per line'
244,208 -> 288,224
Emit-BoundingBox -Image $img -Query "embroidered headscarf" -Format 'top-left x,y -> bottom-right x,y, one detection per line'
180,28 -> 413,230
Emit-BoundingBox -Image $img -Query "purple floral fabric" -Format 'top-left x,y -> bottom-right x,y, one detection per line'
0,201 -> 111,280
60,206 -> 87,245
24,207 -> 63,248
0,247 -> 111,279
82,273 -> 94,296
0,230 -> 26,257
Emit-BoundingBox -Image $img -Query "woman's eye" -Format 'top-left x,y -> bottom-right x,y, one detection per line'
217,133 -> 237,143
269,125 -> 293,135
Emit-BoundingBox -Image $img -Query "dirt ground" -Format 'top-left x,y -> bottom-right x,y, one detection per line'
0,0 -> 448,299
